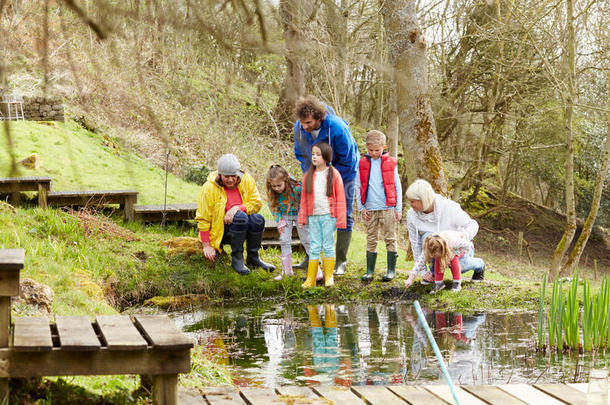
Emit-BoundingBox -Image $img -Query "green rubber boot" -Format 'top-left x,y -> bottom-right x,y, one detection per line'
382,251 -> 398,282
361,251 -> 377,281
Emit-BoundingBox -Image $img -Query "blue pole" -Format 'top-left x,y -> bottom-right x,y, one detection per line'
413,300 -> 461,405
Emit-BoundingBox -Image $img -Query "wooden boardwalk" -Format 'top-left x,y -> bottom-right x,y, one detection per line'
200,383 -> 599,404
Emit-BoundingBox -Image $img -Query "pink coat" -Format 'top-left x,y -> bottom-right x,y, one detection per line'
297,166 -> 346,228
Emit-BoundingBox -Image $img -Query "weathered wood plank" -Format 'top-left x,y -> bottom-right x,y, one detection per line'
13,317 -> 53,351
96,315 -> 147,350
0,347 -> 191,377
275,386 -> 328,404
498,384 -> 565,405
351,385 -> 408,404
153,374 -> 178,405
0,271 -> 20,297
47,190 -> 138,207
134,315 -> 193,349
0,248 -> 25,271
567,383 -> 588,393
0,177 -> 52,192
387,385 -> 450,405
238,387 -> 278,405
313,386 -> 367,404
55,316 -> 101,350
534,383 -> 587,405
202,386 -> 247,405
0,298 -> 9,348
462,385 -> 528,404
424,385 -> 488,405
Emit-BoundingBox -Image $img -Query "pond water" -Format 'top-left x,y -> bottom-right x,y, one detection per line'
173,303 -> 608,387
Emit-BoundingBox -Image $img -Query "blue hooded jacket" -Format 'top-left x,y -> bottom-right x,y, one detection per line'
293,105 -> 359,182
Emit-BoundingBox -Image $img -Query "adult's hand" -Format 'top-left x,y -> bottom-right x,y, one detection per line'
404,273 -> 416,289
202,242 -> 216,261
224,206 -> 240,224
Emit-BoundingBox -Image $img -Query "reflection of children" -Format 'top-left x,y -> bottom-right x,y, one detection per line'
298,142 -> 346,288
266,165 -> 312,280
355,130 -> 402,282
305,304 -> 340,384
404,230 -> 472,294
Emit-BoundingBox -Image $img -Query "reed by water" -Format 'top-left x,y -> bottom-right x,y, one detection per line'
536,271 -> 609,352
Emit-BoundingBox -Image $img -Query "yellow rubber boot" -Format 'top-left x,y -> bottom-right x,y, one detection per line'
323,257 -> 335,287
324,304 -> 337,328
302,259 -> 318,288
307,305 -> 322,327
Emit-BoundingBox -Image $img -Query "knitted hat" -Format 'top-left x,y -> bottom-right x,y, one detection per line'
217,154 -> 241,177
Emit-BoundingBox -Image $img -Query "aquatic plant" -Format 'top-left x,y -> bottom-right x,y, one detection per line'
537,273 -> 547,350
563,271 -> 580,350
539,271 -> 609,353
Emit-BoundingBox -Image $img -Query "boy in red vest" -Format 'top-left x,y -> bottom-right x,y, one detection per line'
355,130 -> 403,282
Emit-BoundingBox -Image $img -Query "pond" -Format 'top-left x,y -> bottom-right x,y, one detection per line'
173,303 -> 608,387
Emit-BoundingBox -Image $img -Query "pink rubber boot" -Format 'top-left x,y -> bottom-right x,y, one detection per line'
275,254 -> 293,280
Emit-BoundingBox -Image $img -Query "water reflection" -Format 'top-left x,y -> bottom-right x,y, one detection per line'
173,303 -> 607,387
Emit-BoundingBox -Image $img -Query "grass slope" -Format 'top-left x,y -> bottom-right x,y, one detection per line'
1,120 -> 201,204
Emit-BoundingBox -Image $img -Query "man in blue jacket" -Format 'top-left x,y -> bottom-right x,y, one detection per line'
293,95 -> 359,276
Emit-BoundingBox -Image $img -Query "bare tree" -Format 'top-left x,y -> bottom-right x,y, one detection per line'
382,0 -> 448,194
549,0 -> 577,280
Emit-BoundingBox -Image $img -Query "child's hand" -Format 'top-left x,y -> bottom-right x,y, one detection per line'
361,209 -> 371,222
277,219 -> 287,234
395,211 -> 402,223
404,274 -> 415,289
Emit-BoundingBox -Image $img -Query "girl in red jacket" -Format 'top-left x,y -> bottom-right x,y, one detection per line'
298,142 -> 346,288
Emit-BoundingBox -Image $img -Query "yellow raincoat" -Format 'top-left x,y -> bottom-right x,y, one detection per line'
195,170 -> 263,251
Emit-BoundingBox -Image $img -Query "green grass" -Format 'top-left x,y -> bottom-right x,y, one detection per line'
1,120 -> 201,205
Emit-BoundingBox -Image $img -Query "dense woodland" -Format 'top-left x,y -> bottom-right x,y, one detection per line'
0,0 -> 608,278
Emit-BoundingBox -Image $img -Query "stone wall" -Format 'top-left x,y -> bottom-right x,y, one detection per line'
0,96 -> 65,121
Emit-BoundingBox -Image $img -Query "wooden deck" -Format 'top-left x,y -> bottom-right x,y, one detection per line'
200,383 -> 599,404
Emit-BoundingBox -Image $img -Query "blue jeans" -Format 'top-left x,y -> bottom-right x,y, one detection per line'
308,214 -> 336,260
220,211 -> 265,245
340,178 -> 356,232
419,232 -> 484,276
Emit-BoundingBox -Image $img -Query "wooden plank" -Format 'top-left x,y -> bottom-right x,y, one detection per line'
55,316 -> 101,350
534,384 -> 587,405
134,315 -> 193,349
0,298 -> 9,347
202,386 -> 247,405
0,347 -> 191,377
276,386 -> 328,404
238,387 -> 278,405
313,386 -> 367,404
0,177 -> 52,192
0,271 -> 20,296
424,385 -> 487,405
47,190 -> 138,207
498,384 -> 565,405
96,315 -> 147,350
153,374 -> 178,405
0,249 -> 25,271
567,383 -> 588,393
13,317 -> 53,351
351,385 -> 408,404
38,182 -> 49,209
462,385 -> 528,404
123,194 -> 137,222
387,386 -> 450,405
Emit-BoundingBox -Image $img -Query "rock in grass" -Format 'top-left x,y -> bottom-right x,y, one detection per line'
19,153 -> 41,169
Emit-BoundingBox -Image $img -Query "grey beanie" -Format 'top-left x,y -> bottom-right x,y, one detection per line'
217,154 -> 241,177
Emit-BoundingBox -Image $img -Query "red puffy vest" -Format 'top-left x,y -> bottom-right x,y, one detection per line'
359,153 -> 397,207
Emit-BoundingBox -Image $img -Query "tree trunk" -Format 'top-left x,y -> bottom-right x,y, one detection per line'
382,0 -> 448,195
387,84 -> 399,158
549,0 -> 577,280
561,71 -> 610,275
272,0 -> 306,137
